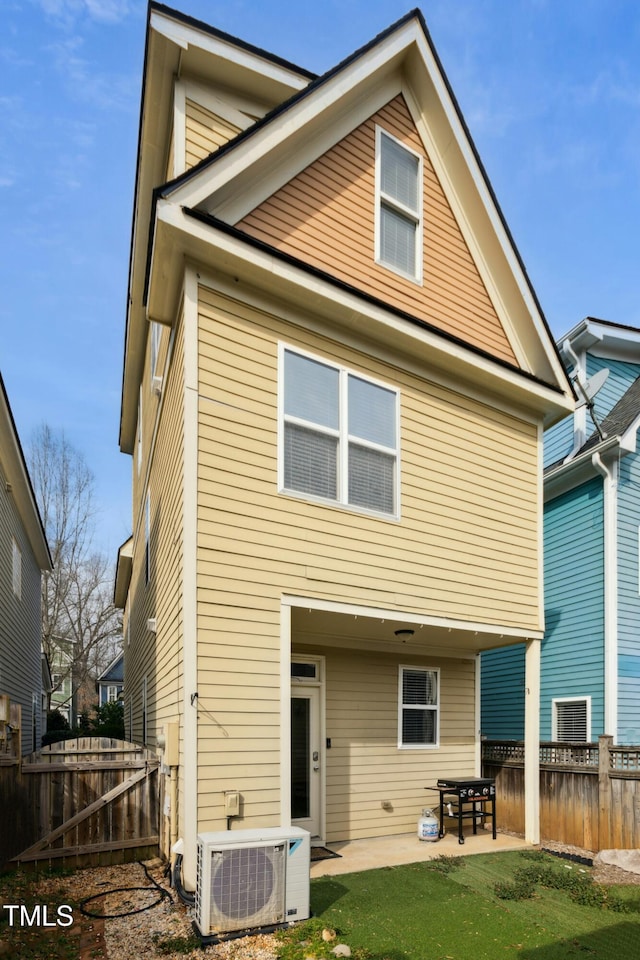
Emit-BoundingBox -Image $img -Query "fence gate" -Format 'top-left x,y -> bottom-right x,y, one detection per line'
5,737 -> 160,869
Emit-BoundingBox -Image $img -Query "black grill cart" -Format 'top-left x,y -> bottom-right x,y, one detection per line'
427,778 -> 496,845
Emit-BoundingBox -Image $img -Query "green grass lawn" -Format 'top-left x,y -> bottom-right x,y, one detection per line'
278,851 -> 640,960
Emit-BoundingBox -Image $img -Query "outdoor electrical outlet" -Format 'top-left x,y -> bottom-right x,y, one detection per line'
224,791 -> 240,816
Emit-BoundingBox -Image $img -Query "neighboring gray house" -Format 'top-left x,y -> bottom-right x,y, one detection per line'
0,373 -> 52,754
97,651 -> 124,707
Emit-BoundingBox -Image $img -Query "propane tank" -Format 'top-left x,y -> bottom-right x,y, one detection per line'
417,808 -> 439,841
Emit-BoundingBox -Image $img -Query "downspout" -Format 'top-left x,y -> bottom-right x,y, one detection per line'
181,268 -> 199,890
561,339 -> 587,460
591,452 -> 618,740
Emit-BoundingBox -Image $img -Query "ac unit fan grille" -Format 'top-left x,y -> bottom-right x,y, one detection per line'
209,844 -> 286,931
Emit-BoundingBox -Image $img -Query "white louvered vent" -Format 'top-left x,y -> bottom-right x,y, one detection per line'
554,698 -> 589,742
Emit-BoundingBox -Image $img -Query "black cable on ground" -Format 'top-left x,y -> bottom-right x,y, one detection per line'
79,860 -> 174,919
171,852 -> 195,906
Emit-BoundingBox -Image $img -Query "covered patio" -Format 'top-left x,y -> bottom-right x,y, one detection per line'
311,827 -> 531,878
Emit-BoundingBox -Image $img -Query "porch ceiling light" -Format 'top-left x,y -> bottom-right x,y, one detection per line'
394,628 -> 415,640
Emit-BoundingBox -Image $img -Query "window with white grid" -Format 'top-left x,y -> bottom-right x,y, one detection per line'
280,346 -> 399,517
398,666 -> 439,748
375,126 -> 422,282
553,697 -> 590,742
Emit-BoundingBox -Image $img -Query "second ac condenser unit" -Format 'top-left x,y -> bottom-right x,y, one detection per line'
195,827 -> 310,938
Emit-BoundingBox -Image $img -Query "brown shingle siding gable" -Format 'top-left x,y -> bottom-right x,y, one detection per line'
236,95 -> 517,367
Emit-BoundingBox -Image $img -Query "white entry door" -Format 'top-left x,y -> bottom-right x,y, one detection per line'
290,685 -> 321,838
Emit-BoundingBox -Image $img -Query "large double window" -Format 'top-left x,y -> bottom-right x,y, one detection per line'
280,347 -> 399,517
376,126 -> 422,282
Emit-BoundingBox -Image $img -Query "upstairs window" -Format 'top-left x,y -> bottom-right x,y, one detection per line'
398,666 -> 439,748
376,127 -> 422,281
280,347 -> 399,517
553,697 -> 590,742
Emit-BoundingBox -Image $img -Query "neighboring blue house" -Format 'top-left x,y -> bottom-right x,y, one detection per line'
96,651 -> 124,707
482,318 -> 640,746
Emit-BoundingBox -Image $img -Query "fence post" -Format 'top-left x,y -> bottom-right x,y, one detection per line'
598,735 -> 613,850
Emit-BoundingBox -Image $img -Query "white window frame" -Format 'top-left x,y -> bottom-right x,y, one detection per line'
398,665 -> 440,749
11,538 -> 21,599
150,321 -> 162,380
375,125 -> 423,284
107,685 -> 118,703
278,343 -> 401,519
552,696 -> 591,742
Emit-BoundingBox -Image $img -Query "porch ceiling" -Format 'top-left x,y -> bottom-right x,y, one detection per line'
291,606 -> 534,659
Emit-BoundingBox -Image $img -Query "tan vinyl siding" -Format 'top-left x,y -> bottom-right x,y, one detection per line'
185,98 -> 241,169
321,649 -> 474,841
126,313 -> 184,762
197,287 -> 538,624
237,95 -> 516,366
194,284 -> 538,835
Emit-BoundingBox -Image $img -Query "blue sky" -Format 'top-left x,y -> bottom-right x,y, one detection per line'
2,0 -> 640,561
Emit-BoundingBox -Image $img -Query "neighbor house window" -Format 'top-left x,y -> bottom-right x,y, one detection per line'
11,538 -> 21,599
280,346 -> 399,516
398,666 -> 439,748
107,685 -> 118,703
553,697 -> 590,742
375,127 -> 422,281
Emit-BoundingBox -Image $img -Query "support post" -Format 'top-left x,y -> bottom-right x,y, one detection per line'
524,639 -> 540,844
598,734 -> 613,851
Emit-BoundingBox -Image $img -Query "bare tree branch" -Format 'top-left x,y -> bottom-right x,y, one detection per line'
28,425 -> 122,715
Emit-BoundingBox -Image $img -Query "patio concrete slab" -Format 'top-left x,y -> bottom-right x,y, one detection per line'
311,829 -> 532,878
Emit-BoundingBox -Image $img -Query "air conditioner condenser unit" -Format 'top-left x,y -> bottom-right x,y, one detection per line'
195,826 -> 310,940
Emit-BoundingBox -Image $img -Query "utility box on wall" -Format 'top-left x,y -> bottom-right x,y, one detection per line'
163,721 -> 179,766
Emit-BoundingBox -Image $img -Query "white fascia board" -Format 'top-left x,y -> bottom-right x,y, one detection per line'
543,436 -> 621,502
150,10 -> 310,91
153,202 -> 573,422
620,411 -> 640,453
163,20 -> 420,212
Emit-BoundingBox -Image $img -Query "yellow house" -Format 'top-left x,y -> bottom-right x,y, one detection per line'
116,3 -> 574,888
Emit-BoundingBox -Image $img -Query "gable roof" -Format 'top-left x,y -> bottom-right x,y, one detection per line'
97,651 -> 124,684
120,5 -> 574,450
0,372 -> 51,571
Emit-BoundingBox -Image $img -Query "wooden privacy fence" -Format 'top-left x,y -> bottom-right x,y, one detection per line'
0,695 -> 21,763
1,737 -> 160,871
483,736 -> 640,851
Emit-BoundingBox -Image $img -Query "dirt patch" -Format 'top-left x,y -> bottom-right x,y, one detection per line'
7,860 -> 278,960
